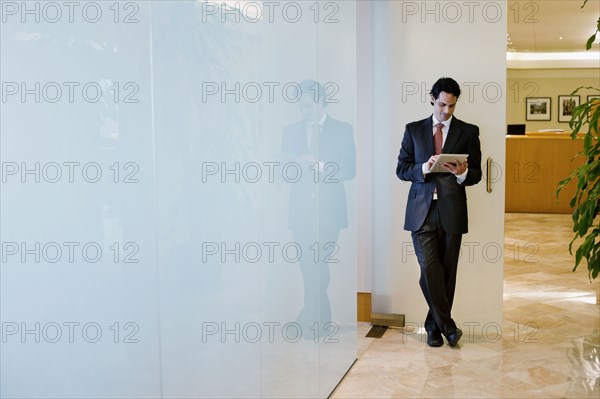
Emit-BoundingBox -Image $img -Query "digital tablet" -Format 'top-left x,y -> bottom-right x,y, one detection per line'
430,154 -> 468,173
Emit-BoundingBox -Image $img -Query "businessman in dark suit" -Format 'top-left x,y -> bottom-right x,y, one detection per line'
282,80 -> 356,335
396,77 -> 482,347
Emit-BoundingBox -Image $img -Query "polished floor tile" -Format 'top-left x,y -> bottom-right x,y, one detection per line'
332,213 -> 600,398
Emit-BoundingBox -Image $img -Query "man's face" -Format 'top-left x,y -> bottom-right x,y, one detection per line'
298,93 -> 325,123
431,91 -> 457,122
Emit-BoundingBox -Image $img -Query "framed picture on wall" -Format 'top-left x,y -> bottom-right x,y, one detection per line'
558,95 -> 580,122
526,97 -> 551,121
587,95 -> 600,102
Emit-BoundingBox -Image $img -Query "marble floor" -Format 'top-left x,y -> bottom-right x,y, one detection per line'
332,213 -> 600,398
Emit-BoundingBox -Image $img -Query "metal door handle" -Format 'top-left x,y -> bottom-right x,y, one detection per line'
486,157 -> 492,193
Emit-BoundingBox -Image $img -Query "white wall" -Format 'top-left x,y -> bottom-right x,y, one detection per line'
356,1 -> 374,293
359,0 -> 507,332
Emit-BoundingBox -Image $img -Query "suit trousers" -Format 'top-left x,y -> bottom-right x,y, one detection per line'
411,200 -> 462,334
292,224 -> 340,335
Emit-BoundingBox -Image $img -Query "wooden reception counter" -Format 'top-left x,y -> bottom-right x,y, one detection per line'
505,132 -> 585,214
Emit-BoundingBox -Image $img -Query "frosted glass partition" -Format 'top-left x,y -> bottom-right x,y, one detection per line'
0,1 -> 356,398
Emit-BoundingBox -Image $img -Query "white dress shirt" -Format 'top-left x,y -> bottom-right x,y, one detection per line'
422,115 -> 468,184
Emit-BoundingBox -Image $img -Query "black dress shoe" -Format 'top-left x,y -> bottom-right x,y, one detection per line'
426,331 -> 443,347
446,328 -> 463,347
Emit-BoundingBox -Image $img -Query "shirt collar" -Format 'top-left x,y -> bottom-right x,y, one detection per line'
318,113 -> 327,126
307,113 -> 327,129
432,115 -> 452,128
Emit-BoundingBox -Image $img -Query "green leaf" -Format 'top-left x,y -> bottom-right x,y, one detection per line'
586,33 -> 596,50
569,236 -> 577,255
578,219 -> 590,237
575,245 -> 583,270
557,174 -> 575,198
584,133 -> 593,153
581,232 -> 595,254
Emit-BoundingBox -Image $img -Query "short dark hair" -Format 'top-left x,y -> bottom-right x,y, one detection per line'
298,79 -> 328,106
430,77 -> 461,104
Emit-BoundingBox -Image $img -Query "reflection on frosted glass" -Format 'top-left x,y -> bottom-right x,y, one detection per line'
0,1 -> 356,398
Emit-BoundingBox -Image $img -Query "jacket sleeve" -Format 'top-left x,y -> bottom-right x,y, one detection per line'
396,125 -> 425,183
336,123 -> 356,181
462,126 -> 482,187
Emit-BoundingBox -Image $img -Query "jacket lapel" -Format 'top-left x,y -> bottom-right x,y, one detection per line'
422,117 -> 434,155
442,117 -> 461,153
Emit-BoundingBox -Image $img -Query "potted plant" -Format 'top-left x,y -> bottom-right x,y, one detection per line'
556,1 -> 600,280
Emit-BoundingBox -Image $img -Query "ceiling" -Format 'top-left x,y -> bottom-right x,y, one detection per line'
507,0 -> 600,52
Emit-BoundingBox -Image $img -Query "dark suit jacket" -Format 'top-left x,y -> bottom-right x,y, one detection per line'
396,116 -> 482,235
282,116 -> 356,232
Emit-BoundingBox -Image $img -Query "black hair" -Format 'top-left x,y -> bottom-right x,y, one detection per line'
430,77 -> 461,105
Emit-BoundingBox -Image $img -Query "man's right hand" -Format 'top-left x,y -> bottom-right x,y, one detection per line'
425,155 -> 439,172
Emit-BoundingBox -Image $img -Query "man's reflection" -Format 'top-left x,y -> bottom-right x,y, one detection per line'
281,80 -> 356,336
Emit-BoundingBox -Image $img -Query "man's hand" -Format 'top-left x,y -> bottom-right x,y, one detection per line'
425,155 -> 439,172
298,153 -> 318,165
299,153 -> 325,173
443,159 -> 468,176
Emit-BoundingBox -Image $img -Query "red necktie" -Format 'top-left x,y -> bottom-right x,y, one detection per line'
309,122 -> 319,157
433,123 -> 443,198
434,123 -> 443,155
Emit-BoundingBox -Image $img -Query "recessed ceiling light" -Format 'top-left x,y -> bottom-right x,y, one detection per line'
507,52 -> 600,61
559,36 -> 563,40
